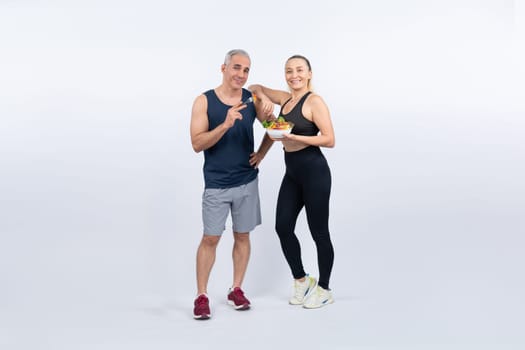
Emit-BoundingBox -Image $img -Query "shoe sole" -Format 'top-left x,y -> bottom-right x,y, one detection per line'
227,300 -> 250,310
303,298 -> 334,309
193,314 -> 211,320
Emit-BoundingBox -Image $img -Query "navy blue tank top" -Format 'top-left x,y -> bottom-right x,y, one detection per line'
279,91 -> 319,136
202,88 -> 258,189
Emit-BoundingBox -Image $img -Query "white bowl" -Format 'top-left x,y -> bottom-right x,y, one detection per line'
265,122 -> 294,139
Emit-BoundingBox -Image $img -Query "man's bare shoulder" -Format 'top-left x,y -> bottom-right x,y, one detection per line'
194,93 -> 207,104
192,93 -> 208,112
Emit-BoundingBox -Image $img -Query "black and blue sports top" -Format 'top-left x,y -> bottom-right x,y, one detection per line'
202,88 -> 258,189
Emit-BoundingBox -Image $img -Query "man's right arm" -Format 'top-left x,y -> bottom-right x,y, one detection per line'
190,94 -> 229,153
190,94 -> 247,153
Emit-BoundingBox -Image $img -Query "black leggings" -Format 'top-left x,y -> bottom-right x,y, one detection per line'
275,146 -> 334,290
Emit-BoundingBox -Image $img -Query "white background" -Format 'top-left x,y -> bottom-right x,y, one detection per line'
1,1 -> 524,349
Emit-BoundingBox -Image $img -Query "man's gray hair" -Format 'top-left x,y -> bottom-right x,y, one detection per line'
224,49 -> 250,65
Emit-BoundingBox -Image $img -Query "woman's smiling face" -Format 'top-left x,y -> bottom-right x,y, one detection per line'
285,57 -> 312,90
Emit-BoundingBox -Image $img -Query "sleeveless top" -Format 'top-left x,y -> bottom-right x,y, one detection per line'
202,88 -> 258,189
278,91 -> 319,136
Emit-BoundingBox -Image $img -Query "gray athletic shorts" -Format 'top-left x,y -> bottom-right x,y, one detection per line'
202,177 -> 261,236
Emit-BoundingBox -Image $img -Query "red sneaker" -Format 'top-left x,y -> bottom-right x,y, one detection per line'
227,287 -> 251,310
193,294 -> 211,320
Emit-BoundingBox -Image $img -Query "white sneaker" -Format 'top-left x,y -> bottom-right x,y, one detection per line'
303,285 -> 334,309
289,275 -> 317,305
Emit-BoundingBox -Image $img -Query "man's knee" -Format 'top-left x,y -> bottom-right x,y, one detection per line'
233,232 -> 250,244
201,234 -> 221,247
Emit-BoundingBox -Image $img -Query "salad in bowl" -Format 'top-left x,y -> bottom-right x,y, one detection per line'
263,116 -> 294,140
